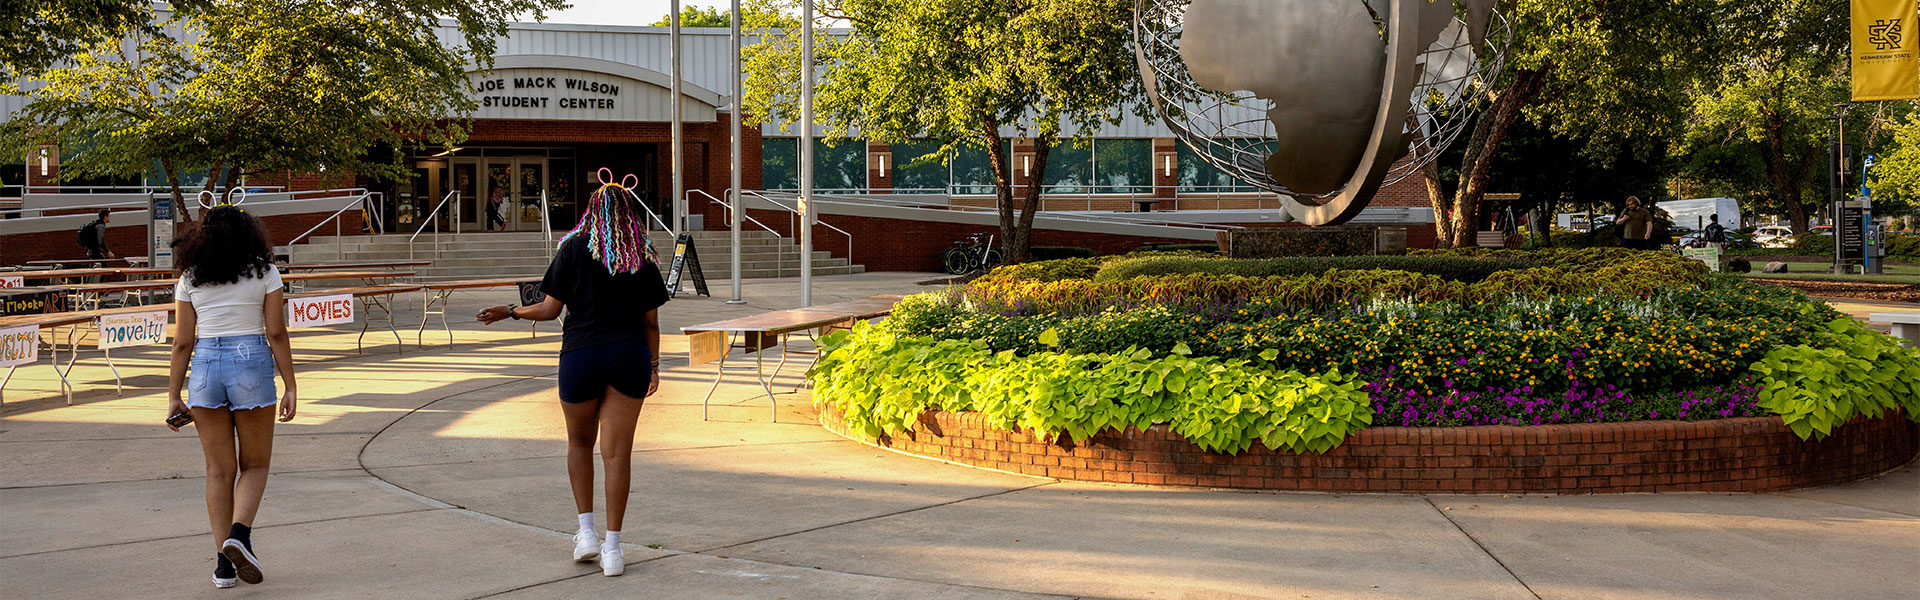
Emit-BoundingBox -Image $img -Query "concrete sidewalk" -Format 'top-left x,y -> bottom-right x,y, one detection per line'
1,273 -> 1916,599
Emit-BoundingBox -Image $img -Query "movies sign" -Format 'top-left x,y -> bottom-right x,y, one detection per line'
287,294 -> 355,328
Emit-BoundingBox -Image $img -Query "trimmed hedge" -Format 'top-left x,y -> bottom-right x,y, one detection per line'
1094,254 -> 1533,283
1029,246 -> 1099,260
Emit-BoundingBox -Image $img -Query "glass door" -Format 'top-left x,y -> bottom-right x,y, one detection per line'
511,160 -> 546,232
451,160 -> 479,230
483,160 -> 513,232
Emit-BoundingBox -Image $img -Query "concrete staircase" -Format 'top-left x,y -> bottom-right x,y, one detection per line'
286,230 -> 863,283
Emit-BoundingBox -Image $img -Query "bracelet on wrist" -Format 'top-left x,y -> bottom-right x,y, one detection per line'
506,304 -> 521,320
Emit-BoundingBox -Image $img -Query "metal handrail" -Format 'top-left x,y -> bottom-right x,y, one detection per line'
748,189 -> 1246,234
688,189 -> 780,236
286,191 -> 379,261
540,189 -> 553,251
409,190 -> 460,261
739,190 -> 855,262
621,187 -> 676,234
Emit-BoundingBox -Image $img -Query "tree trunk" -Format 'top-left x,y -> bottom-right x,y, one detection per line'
980,116 -> 1018,259
160,157 -> 192,224
1012,134 -> 1053,264
1422,158 -> 1452,248
1760,111 -> 1806,234
1449,68 -> 1547,248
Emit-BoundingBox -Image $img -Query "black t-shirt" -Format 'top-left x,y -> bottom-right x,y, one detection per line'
540,236 -> 670,353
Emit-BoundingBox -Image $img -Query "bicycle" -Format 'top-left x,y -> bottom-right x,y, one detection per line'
941,232 -> 1004,275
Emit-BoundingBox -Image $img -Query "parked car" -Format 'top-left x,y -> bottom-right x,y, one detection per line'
1753,226 -> 1795,248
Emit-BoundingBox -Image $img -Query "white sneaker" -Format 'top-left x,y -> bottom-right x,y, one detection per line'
599,543 -> 624,576
572,530 -> 600,562
212,574 -> 237,589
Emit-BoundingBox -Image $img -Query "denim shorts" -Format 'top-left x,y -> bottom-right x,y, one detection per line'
186,335 -> 279,411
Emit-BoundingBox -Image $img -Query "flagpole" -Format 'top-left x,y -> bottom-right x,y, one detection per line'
799,0 -> 814,306
727,0 -> 746,304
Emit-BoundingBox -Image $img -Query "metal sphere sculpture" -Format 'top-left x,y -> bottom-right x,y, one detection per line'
1134,0 -> 1508,225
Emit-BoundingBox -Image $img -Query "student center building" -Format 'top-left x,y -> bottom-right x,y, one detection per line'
5,21 -> 1438,271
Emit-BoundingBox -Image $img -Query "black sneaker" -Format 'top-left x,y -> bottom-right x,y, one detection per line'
220,538 -> 263,584
213,555 -> 237,588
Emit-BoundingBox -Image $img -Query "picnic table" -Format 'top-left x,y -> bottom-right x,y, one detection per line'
417,277 -> 544,345
24,256 -> 147,269
1,304 -> 176,404
13,267 -> 176,283
681,295 -> 904,422
281,260 -> 430,272
45,270 -> 415,311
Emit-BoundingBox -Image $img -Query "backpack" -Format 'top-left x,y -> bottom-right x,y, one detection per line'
77,221 -> 100,250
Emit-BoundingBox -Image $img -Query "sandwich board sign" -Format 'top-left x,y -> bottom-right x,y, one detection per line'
664,233 -> 710,298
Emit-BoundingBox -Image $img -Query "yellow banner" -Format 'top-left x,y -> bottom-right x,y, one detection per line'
1855,0 -> 1920,101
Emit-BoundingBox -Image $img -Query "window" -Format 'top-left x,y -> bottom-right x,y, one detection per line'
813,139 -> 866,191
951,140 -> 1011,196
760,138 -> 866,191
1093,139 -> 1152,194
890,140 -> 949,193
1176,139 -> 1267,193
1042,141 -> 1092,194
761,138 -> 798,190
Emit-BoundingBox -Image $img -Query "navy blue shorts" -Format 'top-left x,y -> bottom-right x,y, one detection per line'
558,340 -> 654,404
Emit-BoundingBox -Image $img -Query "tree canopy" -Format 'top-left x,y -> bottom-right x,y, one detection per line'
741,0 -> 1148,262
0,0 -> 564,218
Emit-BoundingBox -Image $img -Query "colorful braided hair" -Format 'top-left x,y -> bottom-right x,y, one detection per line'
559,181 -> 655,274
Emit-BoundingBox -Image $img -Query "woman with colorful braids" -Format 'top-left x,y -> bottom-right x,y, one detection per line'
477,175 -> 667,577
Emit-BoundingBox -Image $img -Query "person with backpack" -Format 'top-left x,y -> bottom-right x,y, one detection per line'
78,208 -> 113,260
1703,214 -> 1729,250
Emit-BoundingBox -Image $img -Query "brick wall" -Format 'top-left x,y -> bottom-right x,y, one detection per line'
821,407 -> 1919,494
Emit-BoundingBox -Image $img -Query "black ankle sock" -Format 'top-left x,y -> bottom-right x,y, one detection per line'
227,523 -> 252,549
215,554 -> 236,577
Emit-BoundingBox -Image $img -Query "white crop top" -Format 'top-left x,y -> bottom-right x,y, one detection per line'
174,267 -> 284,338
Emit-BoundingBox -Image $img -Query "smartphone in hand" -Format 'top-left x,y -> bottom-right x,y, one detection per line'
166,412 -> 193,428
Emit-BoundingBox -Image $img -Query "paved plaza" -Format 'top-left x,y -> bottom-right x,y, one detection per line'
1,273 -> 1915,599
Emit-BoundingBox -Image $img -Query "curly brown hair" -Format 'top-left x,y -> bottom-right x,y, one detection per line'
175,206 -> 274,286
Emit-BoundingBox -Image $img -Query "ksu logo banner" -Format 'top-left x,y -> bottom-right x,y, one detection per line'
1872,18 -> 1904,50
1855,0 -> 1920,100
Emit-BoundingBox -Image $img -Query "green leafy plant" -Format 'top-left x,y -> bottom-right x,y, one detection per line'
1750,315 -> 1920,440
810,323 -> 1373,454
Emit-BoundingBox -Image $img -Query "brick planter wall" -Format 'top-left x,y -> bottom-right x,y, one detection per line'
819,407 -> 1919,494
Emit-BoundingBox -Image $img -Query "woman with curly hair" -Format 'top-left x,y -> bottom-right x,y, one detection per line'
165,205 -> 297,588
476,178 -> 666,577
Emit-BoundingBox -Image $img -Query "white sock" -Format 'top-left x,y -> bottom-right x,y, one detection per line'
577,513 -> 595,535
603,530 -> 621,548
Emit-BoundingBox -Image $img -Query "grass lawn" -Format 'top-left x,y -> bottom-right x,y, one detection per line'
1736,262 -> 1920,285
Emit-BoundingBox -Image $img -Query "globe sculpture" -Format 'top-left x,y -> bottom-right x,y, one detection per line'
1134,0 -> 1507,225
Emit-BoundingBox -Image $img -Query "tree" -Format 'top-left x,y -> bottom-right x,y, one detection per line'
1676,0 -> 1851,235
651,5 -> 796,28
1427,0 -> 1713,247
0,0 -> 563,221
0,0 -> 197,79
741,0 -> 1148,263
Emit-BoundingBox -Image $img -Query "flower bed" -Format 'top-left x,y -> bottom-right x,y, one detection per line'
809,248 -> 1920,489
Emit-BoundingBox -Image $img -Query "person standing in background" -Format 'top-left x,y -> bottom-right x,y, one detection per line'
1616,196 -> 1655,250
1703,214 -> 1728,251
78,208 -> 113,260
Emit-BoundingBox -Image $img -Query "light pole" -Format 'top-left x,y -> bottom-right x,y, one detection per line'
670,0 -> 685,236
799,0 -> 814,306
727,0 -> 746,304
